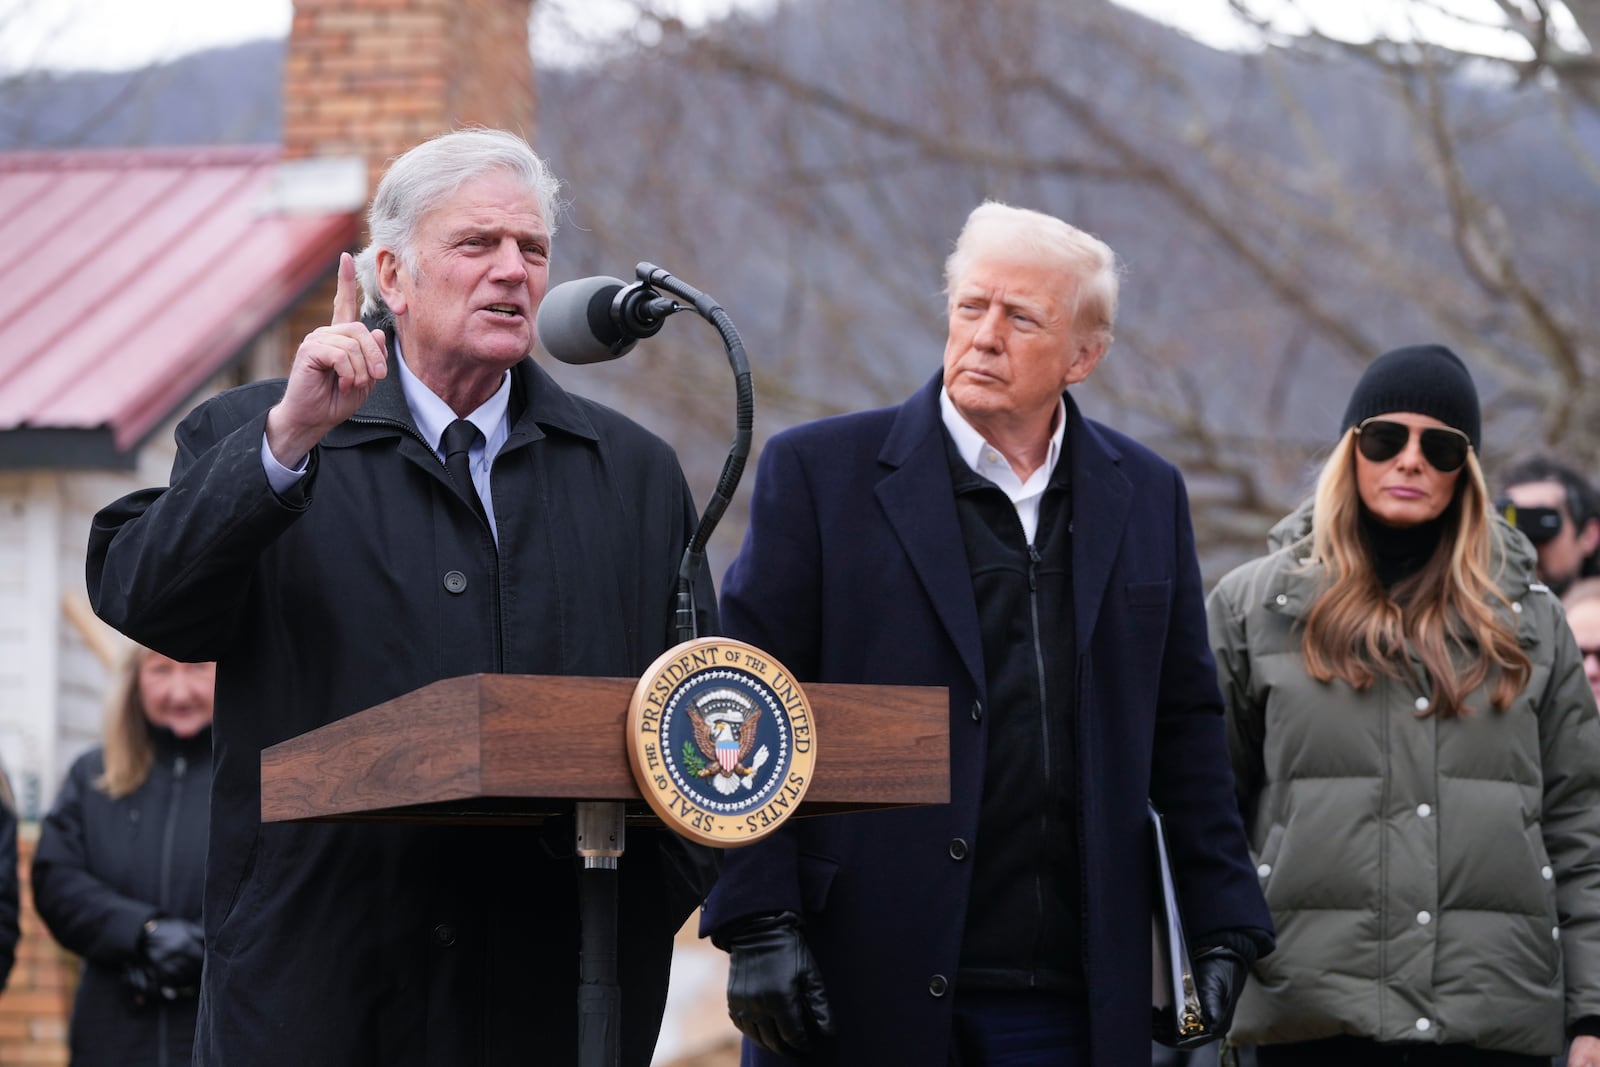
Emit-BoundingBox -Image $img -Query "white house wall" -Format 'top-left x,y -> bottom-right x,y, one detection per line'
0,474 -> 60,819
40,413 -> 185,815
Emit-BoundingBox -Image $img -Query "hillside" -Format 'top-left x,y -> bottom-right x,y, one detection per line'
3,0 -> 1593,571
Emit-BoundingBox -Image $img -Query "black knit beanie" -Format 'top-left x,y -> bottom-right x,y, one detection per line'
1341,343 -> 1481,449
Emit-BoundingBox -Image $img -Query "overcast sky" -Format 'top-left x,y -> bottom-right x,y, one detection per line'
0,0 -> 1540,74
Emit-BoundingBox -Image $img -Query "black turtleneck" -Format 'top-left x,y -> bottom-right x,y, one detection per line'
147,722 -> 213,765
1359,508 -> 1445,591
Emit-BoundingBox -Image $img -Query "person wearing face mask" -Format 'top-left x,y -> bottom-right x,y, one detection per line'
1207,345 -> 1600,1066
32,646 -> 215,1067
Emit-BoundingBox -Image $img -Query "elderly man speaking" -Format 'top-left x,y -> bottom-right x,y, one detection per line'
87,129 -> 713,1067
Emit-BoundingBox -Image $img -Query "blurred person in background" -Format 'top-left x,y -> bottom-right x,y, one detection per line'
32,646 -> 213,1067
1498,455 -> 1600,598
1561,578 -> 1600,711
1208,345 -> 1600,1066
0,765 -> 17,992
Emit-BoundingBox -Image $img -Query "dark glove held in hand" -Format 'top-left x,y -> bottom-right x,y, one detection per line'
1192,945 -> 1248,1036
724,911 -> 833,1057
140,918 -> 204,987
121,962 -> 157,1009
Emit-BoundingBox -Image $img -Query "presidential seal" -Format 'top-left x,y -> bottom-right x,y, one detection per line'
627,637 -> 817,847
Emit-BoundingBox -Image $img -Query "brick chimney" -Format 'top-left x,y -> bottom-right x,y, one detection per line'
283,0 -> 539,198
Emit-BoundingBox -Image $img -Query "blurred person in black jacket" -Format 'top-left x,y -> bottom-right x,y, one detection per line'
33,645 -> 213,1067
0,765 -> 18,992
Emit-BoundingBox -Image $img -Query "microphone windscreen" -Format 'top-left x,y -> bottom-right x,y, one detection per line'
535,275 -> 635,364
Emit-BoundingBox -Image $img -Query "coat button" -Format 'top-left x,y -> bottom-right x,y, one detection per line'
1416,910 -> 1432,926
1256,863 -> 1271,878
1416,803 -> 1432,817
1415,1017 -> 1431,1032
949,839 -> 968,861
1543,865 -> 1554,880
443,570 -> 468,594
928,974 -> 948,997
1414,696 -> 1430,712
433,923 -> 457,946
971,701 -> 983,722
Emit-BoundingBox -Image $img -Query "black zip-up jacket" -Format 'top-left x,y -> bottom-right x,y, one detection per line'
33,726 -> 211,1067
948,441 -> 1082,995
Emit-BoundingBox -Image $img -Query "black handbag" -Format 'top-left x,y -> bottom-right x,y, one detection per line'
1149,802 -> 1216,1049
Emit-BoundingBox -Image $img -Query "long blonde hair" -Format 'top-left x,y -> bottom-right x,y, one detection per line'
97,646 -> 157,799
1301,431 -> 1530,717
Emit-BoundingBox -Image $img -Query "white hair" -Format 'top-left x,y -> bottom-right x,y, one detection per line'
943,200 -> 1120,348
353,128 -> 565,319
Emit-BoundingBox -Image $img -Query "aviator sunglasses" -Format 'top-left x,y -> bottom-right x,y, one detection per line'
1354,417 -> 1472,473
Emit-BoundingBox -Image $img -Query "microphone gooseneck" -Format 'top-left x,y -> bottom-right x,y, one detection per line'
536,263 -> 752,644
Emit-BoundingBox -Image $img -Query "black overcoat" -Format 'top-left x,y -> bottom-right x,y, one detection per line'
32,729 -> 211,1067
87,356 -> 715,1067
700,374 -> 1271,1065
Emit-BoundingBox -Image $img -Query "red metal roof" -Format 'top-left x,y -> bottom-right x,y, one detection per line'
0,145 -> 361,468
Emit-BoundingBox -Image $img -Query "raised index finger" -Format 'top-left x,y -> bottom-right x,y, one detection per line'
331,251 -> 361,326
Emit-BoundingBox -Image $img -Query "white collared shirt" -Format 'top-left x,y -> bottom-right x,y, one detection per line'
261,341 -> 512,543
939,388 -> 1065,544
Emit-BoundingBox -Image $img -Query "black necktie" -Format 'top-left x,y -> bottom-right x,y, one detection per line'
441,418 -> 487,524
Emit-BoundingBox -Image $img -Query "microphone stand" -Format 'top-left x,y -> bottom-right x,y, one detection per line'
574,261 -> 753,1067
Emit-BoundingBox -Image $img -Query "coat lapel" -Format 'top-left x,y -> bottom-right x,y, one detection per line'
1066,397 -> 1134,653
875,376 -> 986,690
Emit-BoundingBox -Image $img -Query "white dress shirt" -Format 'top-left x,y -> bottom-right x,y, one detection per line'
939,387 -> 1065,544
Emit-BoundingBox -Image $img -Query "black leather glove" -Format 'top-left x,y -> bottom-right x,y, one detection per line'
139,918 -> 204,988
1192,945 -> 1248,1036
121,961 -> 158,1009
722,911 -> 833,1057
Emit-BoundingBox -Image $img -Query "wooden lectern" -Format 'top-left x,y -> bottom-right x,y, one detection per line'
259,671 -> 949,1066
260,673 -> 948,823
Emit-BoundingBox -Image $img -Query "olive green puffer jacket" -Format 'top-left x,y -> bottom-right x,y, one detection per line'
1207,502 -> 1600,1055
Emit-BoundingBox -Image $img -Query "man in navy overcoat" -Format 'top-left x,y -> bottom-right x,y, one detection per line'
701,202 -> 1273,1065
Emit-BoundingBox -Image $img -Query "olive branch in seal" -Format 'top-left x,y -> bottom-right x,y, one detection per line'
681,740 -> 708,776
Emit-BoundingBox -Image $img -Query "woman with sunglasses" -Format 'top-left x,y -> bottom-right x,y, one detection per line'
1207,344 -> 1600,1066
